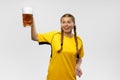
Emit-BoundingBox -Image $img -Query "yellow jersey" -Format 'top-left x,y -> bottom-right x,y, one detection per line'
37,31 -> 84,80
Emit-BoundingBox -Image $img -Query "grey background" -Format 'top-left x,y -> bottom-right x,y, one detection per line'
0,0 -> 120,80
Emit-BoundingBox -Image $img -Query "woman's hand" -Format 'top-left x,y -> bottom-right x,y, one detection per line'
75,64 -> 82,77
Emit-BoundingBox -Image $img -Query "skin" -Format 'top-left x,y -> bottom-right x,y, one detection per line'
31,16 -> 83,77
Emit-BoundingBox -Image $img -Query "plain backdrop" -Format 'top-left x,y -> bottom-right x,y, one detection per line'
0,0 -> 120,80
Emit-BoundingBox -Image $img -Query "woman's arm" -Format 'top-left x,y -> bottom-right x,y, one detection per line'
76,58 -> 82,66
31,19 -> 38,41
75,58 -> 83,77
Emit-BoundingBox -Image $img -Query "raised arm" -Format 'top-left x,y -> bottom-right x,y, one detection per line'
31,19 -> 38,41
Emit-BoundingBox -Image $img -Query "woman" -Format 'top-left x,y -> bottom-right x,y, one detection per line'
31,13 -> 84,80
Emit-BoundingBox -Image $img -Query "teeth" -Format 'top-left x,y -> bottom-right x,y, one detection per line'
65,28 -> 69,30
64,27 -> 69,29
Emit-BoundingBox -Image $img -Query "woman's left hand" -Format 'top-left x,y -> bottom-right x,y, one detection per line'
75,65 -> 82,77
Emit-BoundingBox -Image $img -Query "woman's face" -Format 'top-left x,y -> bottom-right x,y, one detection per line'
61,17 -> 74,34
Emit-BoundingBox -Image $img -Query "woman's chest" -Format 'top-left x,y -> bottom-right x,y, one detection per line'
51,36 -> 76,54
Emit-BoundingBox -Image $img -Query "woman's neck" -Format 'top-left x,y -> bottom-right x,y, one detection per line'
64,32 -> 73,38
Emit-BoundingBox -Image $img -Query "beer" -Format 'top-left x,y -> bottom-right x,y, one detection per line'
22,7 -> 33,27
22,14 -> 33,27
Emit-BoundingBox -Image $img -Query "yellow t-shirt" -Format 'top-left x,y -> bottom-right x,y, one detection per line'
38,31 -> 84,80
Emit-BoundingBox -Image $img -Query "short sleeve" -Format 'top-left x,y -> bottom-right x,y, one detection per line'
79,45 -> 84,58
37,30 -> 59,45
77,36 -> 84,58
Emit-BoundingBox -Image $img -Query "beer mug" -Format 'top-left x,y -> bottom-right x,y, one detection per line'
22,7 -> 33,27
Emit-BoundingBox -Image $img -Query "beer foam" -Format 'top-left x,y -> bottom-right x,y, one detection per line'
22,7 -> 32,14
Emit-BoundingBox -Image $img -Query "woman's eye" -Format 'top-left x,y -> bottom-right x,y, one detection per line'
68,21 -> 70,23
62,21 -> 65,24
67,21 -> 71,23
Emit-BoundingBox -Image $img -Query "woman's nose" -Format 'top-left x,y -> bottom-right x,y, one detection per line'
64,22 -> 68,26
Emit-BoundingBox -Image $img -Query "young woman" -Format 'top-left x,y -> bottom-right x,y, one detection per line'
31,13 -> 84,80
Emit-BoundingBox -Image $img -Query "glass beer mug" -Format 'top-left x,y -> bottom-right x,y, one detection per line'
22,7 -> 33,27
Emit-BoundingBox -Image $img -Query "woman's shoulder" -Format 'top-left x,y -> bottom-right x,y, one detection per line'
77,35 -> 83,42
41,30 -> 60,35
48,30 -> 61,35
44,30 -> 61,37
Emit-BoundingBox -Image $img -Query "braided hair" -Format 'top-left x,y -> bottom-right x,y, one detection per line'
57,13 -> 79,58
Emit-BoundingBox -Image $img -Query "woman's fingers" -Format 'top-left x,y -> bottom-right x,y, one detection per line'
76,68 -> 82,77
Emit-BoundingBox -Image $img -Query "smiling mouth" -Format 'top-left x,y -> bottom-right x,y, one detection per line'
64,26 -> 70,30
